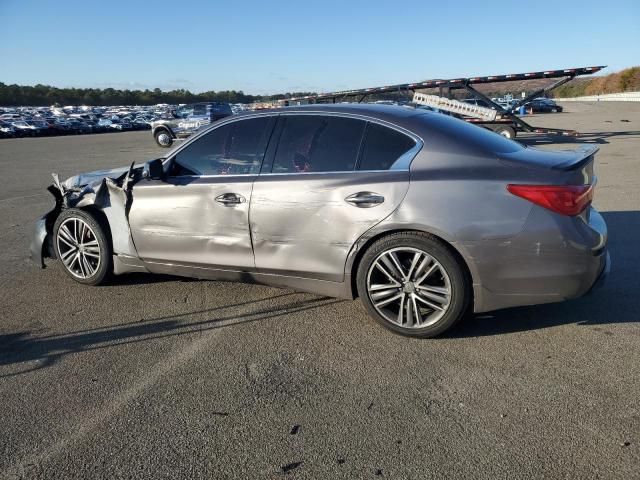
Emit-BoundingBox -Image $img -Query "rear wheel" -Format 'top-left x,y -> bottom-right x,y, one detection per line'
493,125 -> 516,139
356,232 -> 471,338
54,209 -> 111,285
154,129 -> 173,147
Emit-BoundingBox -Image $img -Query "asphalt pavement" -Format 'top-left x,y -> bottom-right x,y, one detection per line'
0,103 -> 639,479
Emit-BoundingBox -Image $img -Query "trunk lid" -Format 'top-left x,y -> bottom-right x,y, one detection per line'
499,144 -> 598,184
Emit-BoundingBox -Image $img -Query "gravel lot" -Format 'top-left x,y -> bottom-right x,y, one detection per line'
0,103 -> 638,479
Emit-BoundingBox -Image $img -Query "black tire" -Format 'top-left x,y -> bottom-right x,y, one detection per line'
356,232 -> 471,338
53,208 -> 112,285
493,125 -> 516,139
154,129 -> 173,148
550,107 -> 558,113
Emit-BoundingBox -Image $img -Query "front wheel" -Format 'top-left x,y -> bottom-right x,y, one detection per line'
356,232 -> 471,338
154,129 -> 173,147
54,209 -> 112,285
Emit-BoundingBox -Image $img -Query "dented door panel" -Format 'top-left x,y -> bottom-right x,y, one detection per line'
128,175 -> 256,269
250,171 -> 410,282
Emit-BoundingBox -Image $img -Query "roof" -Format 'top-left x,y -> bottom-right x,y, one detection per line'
239,103 -> 429,124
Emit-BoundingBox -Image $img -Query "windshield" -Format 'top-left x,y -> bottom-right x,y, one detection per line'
175,106 -> 194,118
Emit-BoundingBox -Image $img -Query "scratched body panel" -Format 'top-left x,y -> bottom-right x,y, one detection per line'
128,175 -> 255,269
31,104 -> 609,319
250,171 -> 409,282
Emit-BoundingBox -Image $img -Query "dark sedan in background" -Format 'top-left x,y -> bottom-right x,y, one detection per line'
31,104 -> 608,337
526,98 -> 563,113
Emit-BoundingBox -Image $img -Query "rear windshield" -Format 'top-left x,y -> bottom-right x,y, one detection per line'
419,112 -> 524,154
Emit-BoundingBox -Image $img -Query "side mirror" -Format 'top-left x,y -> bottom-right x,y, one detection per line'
143,158 -> 164,180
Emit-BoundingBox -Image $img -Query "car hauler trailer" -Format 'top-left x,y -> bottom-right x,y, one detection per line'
279,66 -> 606,138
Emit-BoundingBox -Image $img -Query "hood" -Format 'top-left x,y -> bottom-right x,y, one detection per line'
151,119 -> 173,127
62,165 -> 136,189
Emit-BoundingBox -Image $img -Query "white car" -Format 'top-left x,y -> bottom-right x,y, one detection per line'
11,120 -> 38,134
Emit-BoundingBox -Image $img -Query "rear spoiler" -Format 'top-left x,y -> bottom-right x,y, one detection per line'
552,145 -> 599,171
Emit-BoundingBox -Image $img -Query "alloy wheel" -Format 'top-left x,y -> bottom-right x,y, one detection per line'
366,247 -> 452,329
56,217 -> 102,279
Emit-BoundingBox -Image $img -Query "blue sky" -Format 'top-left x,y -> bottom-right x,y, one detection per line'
1,0 -> 638,95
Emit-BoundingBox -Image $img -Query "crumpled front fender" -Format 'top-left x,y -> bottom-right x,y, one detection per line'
31,165 -> 142,268
30,215 -> 50,268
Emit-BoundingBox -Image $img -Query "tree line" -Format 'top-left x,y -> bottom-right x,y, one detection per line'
553,66 -> 639,98
3,66 -> 637,106
0,83 -> 317,106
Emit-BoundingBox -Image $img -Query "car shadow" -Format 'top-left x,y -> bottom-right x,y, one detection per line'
105,272 -> 198,286
448,210 -> 639,337
2,212 -> 636,374
0,293 -> 343,377
518,130 -> 640,146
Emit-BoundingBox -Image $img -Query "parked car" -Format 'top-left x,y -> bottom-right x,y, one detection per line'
97,118 -> 114,131
11,120 -> 38,136
31,104 -> 609,338
524,98 -> 563,113
120,118 -> 134,130
0,120 -> 16,138
66,118 -> 93,134
84,119 -> 99,132
132,118 -> 151,130
494,99 -> 519,111
27,120 -> 53,135
151,102 -> 233,147
0,113 -> 22,121
107,119 -> 127,131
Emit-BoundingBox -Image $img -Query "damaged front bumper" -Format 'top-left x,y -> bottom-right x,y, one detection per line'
30,163 -> 143,269
30,215 -> 49,268
30,206 -> 59,268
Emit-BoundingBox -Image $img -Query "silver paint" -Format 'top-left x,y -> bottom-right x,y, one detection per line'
31,104 -> 609,316
128,175 -> 256,270
250,170 -> 409,282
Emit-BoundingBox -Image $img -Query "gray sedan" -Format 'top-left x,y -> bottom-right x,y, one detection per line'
30,104 -> 609,337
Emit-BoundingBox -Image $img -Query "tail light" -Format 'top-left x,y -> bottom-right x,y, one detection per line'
507,184 -> 594,216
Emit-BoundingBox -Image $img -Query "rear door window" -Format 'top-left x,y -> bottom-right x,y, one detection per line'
272,115 -> 366,173
172,117 -> 274,176
358,123 -> 416,171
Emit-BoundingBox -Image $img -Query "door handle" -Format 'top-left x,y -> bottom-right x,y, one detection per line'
345,192 -> 385,208
215,193 -> 246,206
